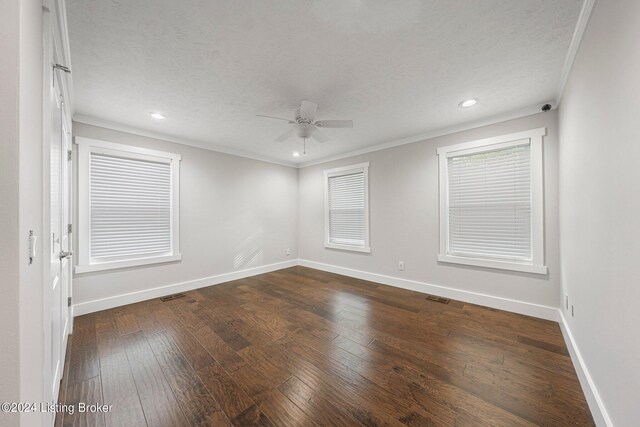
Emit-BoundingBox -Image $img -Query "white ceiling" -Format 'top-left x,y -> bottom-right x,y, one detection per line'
67,0 -> 583,166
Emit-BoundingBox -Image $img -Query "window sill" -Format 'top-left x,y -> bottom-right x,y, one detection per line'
75,253 -> 182,274
324,243 -> 371,253
437,254 -> 547,275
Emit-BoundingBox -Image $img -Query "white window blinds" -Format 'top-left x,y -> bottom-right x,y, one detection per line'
90,153 -> 172,261
328,171 -> 366,248
447,143 -> 531,262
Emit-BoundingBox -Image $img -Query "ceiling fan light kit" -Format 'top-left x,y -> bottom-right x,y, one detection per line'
258,100 -> 353,155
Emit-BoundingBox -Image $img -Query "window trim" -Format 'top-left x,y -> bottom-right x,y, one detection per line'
436,128 -> 547,275
324,162 -> 371,253
75,137 -> 182,274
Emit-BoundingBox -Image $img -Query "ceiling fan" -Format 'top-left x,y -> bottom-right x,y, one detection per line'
257,101 -> 353,149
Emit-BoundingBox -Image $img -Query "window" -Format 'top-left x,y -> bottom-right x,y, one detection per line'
324,162 -> 370,253
75,137 -> 181,273
437,128 -> 546,274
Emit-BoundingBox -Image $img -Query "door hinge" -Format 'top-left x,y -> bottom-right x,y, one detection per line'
53,63 -> 71,74
67,224 -> 72,234
67,297 -> 72,307
67,149 -> 72,161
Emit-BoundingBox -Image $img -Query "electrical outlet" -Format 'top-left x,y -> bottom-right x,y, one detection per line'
286,248 -> 291,257
398,261 -> 405,271
571,305 -> 575,317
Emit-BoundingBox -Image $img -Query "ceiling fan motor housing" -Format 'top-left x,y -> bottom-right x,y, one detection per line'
296,123 -> 316,139
258,100 -> 351,145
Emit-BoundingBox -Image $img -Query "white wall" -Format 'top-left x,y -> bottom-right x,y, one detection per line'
298,111 -> 560,311
18,1 -> 46,426
0,0 -> 22,424
559,0 -> 640,425
72,123 -> 298,310
0,1 -> 46,426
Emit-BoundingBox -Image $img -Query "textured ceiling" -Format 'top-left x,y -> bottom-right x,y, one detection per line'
67,0 -> 583,165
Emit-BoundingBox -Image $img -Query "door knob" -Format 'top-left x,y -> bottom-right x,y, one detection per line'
59,251 -> 73,259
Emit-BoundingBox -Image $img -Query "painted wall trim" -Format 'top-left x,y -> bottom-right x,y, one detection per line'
558,311 -> 613,427
297,104 -> 548,168
554,0 -> 597,105
73,259 -> 298,316
76,105 -> 550,171
298,259 -> 558,321
73,114 -> 298,168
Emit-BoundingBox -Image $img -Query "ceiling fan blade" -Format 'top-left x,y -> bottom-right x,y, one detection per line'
274,129 -> 294,142
257,114 -> 293,123
299,100 -> 318,121
311,129 -> 330,143
315,120 -> 353,128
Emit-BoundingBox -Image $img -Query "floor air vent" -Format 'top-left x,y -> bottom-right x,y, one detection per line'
425,294 -> 450,304
160,293 -> 185,302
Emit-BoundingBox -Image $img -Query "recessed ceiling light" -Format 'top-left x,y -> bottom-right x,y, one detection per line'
292,151 -> 300,158
459,99 -> 477,108
150,112 -> 166,120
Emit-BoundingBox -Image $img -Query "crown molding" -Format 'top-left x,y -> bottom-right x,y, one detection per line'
298,103 -> 548,168
77,103 -> 551,170
554,0 -> 597,106
72,114 -> 298,168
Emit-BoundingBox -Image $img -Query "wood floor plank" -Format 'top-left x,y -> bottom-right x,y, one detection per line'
237,345 -> 291,388
229,317 -> 287,347
131,300 -> 168,336
256,389 -> 318,427
54,338 -> 73,427
275,337 -> 421,426
67,313 -> 100,386
122,331 -> 189,427
95,311 -> 123,358
58,267 -> 594,426
355,329 -> 567,426
164,321 -> 217,372
289,331 -> 457,425
209,320 -> 252,351
231,404 -> 275,426
100,351 -> 147,427
190,324 -> 247,372
230,363 -> 280,400
278,375 -> 362,426
62,376 -> 105,427
517,334 -> 570,356
115,313 -> 141,336
146,331 -> 222,426
196,361 -> 255,420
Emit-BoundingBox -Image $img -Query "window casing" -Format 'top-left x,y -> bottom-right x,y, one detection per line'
75,137 -> 181,273
437,128 -> 546,274
324,162 -> 370,253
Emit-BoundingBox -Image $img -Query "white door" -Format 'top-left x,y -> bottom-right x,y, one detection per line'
60,97 -> 72,375
49,68 -> 71,405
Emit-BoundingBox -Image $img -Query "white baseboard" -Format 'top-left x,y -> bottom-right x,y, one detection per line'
298,259 -> 558,321
74,258 -> 556,320
73,259 -> 298,316
557,311 -> 612,427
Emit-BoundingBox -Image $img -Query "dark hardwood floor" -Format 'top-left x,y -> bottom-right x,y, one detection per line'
55,266 -> 594,426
